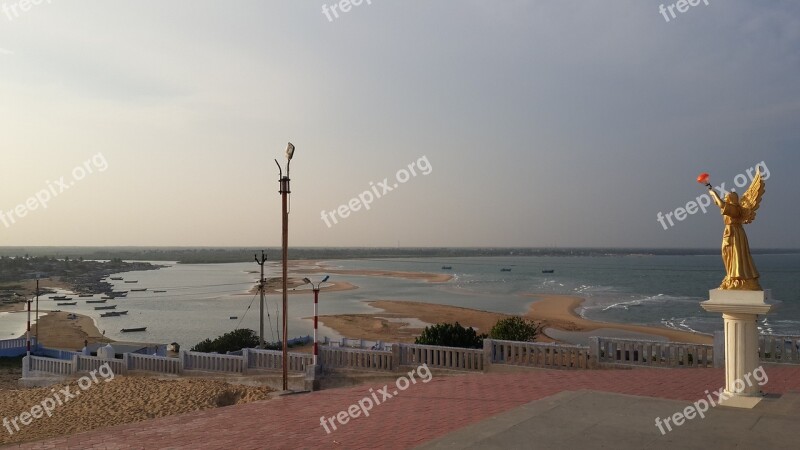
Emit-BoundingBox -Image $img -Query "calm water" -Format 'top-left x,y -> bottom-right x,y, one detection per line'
9,254 -> 800,348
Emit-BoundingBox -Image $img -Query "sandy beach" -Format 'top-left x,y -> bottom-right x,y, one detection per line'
316,294 -> 712,345
523,294 -> 712,344
0,376 -> 272,446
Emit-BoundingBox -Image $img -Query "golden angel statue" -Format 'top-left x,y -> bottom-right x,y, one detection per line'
699,170 -> 766,290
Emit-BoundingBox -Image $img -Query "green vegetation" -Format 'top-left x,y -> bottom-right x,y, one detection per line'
191,329 -> 261,353
489,316 -> 540,342
414,322 -> 487,348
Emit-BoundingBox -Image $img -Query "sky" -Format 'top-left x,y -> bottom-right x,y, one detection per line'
0,0 -> 798,248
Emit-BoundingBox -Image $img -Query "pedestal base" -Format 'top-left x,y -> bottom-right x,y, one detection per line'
701,289 -> 775,408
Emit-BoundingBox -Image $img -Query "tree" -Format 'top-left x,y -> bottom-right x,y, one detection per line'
489,316 -> 540,342
191,329 -> 260,353
414,322 -> 486,348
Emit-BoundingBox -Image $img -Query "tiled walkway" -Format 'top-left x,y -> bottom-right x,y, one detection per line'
7,366 -> 800,449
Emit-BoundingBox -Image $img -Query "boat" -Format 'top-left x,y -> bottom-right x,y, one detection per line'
57,302 -> 77,306
101,311 -> 128,317
101,296 -> 115,300
78,294 -> 93,298
50,295 -> 68,300
542,270 -> 555,274
441,266 -> 452,270
121,327 -> 147,333
117,310 -> 128,315
124,281 -> 138,284
229,316 -> 238,320
86,299 -> 107,304
95,305 -> 117,310
131,288 -> 148,292
153,290 -> 166,293
112,291 -> 128,296
501,268 -> 512,272
110,277 -> 123,281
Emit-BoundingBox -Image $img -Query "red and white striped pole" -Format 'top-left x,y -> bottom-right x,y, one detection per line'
313,287 -> 319,366
26,296 -> 31,356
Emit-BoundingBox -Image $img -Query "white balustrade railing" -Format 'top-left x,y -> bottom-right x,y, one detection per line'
182,351 -> 244,373
320,346 -> 394,371
398,343 -> 484,371
759,335 -> 800,364
490,339 -> 590,369
246,348 -> 312,372
593,337 -> 714,368
27,355 -> 73,376
127,353 -> 181,375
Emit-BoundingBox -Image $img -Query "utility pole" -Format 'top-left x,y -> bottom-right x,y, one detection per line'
254,251 -> 267,349
276,142 -> 295,391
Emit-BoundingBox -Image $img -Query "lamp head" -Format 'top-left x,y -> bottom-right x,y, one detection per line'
322,275 -> 330,283
286,142 -> 295,161
302,277 -> 311,285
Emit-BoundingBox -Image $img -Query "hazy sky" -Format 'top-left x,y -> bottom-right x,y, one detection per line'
1,1 -> 798,248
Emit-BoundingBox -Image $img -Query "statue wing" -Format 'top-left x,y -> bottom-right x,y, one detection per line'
740,170 -> 765,223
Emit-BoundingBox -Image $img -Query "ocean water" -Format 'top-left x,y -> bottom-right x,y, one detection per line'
10,253 -> 800,349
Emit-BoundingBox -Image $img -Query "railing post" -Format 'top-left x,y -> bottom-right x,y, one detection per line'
713,330 -> 725,368
588,337 -> 600,368
242,348 -> 250,375
123,353 -> 130,374
22,355 -> 30,379
70,354 -> 79,374
482,339 -> 493,372
391,344 -> 400,371
179,350 -> 187,374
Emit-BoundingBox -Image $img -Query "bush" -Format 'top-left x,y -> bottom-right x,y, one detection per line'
489,316 -> 540,342
414,322 -> 486,348
191,329 -> 260,353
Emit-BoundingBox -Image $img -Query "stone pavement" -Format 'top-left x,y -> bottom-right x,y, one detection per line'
5,365 -> 800,449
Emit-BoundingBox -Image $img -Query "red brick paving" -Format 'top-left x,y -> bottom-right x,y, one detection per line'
7,366 -> 800,450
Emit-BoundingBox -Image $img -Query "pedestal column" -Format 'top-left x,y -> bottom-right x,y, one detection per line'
722,312 -> 760,396
701,289 -> 774,408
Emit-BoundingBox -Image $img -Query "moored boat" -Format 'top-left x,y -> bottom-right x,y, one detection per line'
57,302 -> 77,306
131,288 -> 147,292
542,269 -> 555,274
86,299 -> 107,304
95,305 -> 117,310
121,327 -> 146,333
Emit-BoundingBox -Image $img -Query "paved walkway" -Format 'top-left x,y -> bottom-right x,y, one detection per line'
6,366 -> 800,449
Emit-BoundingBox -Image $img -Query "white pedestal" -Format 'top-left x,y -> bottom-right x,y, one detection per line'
701,289 -> 774,408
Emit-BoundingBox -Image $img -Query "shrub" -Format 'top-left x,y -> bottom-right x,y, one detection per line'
414,322 -> 486,348
191,329 -> 260,353
489,316 -> 540,342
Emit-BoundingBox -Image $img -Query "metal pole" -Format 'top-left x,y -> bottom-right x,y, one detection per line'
280,175 -> 290,391
26,295 -> 31,356
313,287 -> 319,366
255,251 -> 267,349
35,279 -> 39,344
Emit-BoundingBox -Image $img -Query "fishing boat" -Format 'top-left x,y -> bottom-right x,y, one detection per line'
131,288 -> 147,292
441,266 -> 452,270
95,305 -> 117,310
53,297 -> 73,301
50,295 -> 68,300
110,277 -> 123,281
101,296 -> 114,300
501,268 -> 512,272
124,281 -> 138,284
153,290 -> 166,293
101,310 -> 128,317
542,269 -> 555,274
57,302 -> 77,306
86,299 -> 107,304
112,291 -> 128,296
121,327 -> 146,333
229,316 -> 238,320
78,294 -> 93,298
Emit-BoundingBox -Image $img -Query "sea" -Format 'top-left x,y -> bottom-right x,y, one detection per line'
2,253 -> 798,349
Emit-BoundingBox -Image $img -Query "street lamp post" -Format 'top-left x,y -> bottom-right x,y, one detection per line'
275,142 -> 295,391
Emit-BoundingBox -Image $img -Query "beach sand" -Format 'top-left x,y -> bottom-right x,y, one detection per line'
316,295 -> 712,345
0,376 -> 272,446
29,312 -> 111,351
524,294 -> 712,344
317,300 -> 510,343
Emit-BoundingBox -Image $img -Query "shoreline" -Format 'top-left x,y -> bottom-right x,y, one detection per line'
522,294 -> 712,344
315,294 -> 712,345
